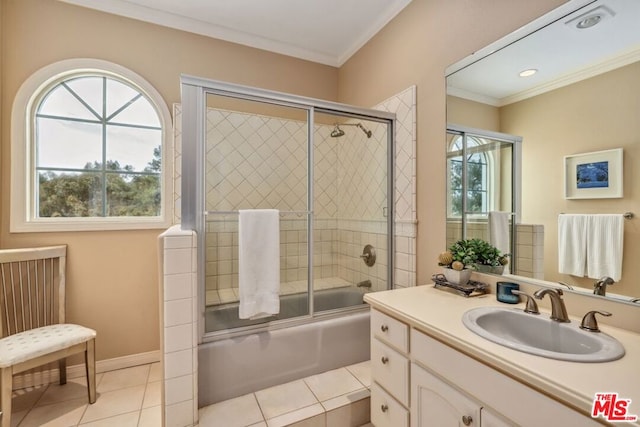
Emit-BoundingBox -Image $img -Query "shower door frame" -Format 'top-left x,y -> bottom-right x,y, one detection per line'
180,75 -> 396,342
446,124 -> 522,272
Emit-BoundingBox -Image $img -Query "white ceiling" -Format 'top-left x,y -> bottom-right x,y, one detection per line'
59,0 -> 412,67
446,0 -> 640,106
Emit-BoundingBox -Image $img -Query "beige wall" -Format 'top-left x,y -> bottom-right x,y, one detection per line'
501,62 -> 640,296
0,0 -> 337,361
447,96 -> 500,131
338,0 -> 566,285
1,0 -> 572,360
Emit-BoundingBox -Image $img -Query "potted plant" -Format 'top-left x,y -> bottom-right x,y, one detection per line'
465,238 -> 510,274
438,239 -> 510,284
437,239 -> 476,285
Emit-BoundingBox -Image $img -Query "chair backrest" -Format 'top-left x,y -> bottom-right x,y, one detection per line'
0,246 -> 66,338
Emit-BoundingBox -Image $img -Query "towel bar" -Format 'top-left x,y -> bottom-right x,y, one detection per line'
559,212 -> 633,219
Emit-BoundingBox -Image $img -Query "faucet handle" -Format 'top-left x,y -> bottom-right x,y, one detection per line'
511,290 -> 540,315
580,310 -> 612,332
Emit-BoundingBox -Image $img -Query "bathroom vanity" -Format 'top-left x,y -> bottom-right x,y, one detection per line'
364,285 -> 640,426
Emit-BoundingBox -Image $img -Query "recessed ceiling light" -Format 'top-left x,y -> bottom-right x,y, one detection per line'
519,69 -> 538,78
576,14 -> 603,29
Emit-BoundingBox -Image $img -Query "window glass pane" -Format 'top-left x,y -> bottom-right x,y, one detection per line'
106,173 -> 161,216
37,85 -> 97,121
109,97 -> 160,127
33,71 -> 164,221
65,77 -> 104,117
36,117 -> 102,169
105,126 -> 161,172
106,79 -> 139,117
38,171 -> 102,217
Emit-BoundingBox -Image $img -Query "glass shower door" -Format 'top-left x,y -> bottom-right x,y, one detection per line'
312,112 -> 390,313
203,93 -> 310,333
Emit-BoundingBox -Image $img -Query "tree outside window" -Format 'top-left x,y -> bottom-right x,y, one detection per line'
448,136 -> 488,217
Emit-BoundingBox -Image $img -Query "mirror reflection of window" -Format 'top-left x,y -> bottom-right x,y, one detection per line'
447,136 -> 489,217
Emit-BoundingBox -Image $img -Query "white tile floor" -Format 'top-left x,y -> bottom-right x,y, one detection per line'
10,363 -> 161,427
10,360 -> 372,427
199,361 -> 372,427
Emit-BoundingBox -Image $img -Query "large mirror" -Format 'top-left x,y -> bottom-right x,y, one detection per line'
445,0 -> 640,301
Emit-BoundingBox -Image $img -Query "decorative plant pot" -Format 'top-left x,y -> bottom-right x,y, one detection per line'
442,268 -> 472,285
475,264 -> 505,275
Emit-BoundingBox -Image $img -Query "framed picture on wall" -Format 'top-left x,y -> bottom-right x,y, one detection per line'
564,148 -> 623,199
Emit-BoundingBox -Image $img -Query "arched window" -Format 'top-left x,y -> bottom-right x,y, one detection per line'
447,135 -> 489,217
11,59 -> 172,231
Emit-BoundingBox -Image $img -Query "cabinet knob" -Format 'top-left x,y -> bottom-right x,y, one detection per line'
381,404 -> 389,413
462,415 -> 473,425
381,356 -> 389,364
380,324 -> 388,332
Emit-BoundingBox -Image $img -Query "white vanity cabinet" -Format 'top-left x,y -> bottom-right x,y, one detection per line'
369,308 -> 600,427
370,309 -> 409,427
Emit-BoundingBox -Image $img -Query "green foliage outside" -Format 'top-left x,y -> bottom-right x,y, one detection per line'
450,156 -> 486,216
38,147 -> 161,218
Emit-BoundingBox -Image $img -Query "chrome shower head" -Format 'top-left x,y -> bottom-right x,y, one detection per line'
330,122 -> 372,138
356,123 -> 372,138
330,125 -> 345,138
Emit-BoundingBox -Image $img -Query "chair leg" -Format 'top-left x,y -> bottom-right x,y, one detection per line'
85,339 -> 96,404
58,358 -> 67,385
1,368 -> 13,427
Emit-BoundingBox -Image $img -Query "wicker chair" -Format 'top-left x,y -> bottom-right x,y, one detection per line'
0,246 -> 96,427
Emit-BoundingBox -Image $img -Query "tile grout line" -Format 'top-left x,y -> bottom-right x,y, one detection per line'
251,392 -> 268,426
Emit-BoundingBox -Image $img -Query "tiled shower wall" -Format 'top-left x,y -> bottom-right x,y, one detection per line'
173,86 -> 416,294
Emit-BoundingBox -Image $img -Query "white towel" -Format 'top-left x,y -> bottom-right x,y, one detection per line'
558,214 -> 588,277
488,211 -> 510,256
586,214 -> 624,281
238,209 -> 280,320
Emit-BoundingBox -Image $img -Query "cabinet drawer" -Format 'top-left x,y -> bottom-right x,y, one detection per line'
371,309 -> 408,352
371,382 -> 409,427
371,338 -> 409,406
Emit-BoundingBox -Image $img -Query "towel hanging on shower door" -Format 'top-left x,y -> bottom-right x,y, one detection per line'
238,209 -> 281,319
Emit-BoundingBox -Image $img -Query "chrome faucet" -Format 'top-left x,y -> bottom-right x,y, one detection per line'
556,281 -> 573,290
533,288 -> 570,323
357,279 -> 372,288
593,276 -> 615,296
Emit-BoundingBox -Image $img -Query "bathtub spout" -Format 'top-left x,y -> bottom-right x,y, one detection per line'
357,280 -> 372,288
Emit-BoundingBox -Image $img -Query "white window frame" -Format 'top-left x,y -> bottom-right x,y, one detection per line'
11,59 -> 173,232
447,135 -> 496,219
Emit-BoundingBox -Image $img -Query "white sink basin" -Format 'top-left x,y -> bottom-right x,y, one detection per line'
462,307 -> 625,362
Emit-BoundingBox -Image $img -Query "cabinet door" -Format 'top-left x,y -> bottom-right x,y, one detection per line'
411,363 -> 480,427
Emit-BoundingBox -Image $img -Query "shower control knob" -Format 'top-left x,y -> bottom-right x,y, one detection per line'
381,356 -> 389,364
380,324 -> 388,332
360,244 -> 376,267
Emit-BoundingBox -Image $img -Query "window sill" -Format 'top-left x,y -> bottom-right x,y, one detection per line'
10,217 -> 173,233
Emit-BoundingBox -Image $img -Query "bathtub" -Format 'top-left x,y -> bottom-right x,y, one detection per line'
198,287 -> 371,406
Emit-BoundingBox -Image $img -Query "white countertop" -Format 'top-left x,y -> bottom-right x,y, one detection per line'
364,285 -> 640,424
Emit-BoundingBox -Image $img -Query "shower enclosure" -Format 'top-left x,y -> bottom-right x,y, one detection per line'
180,76 -> 395,341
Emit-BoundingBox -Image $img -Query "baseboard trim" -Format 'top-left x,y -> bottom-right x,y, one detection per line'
13,350 -> 161,390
